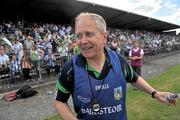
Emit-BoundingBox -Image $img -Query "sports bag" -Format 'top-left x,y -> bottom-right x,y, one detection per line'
16,85 -> 38,99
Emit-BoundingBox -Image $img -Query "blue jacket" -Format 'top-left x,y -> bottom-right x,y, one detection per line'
72,50 -> 127,120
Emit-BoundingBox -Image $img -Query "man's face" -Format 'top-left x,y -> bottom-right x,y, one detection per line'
133,41 -> 139,48
12,55 -> 16,60
75,16 -> 107,59
0,49 -> 4,55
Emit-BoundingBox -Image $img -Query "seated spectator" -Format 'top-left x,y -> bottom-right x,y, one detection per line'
0,46 -> 10,74
44,50 -> 56,76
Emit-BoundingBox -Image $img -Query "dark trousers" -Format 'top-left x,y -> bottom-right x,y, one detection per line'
61,56 -> 68,66
22,68 -> 31,79
132,66 -> 142,76
31,61 -> 39,78
46,66 -> 57,75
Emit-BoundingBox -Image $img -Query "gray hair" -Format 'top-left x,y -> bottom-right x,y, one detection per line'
75,12 -> 106,33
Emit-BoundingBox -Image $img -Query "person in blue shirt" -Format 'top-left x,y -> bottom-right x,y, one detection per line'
54,12 -> 177,120
44,50 -> 56,76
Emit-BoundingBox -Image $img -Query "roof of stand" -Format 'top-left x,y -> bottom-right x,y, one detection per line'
1,0 -> 180,32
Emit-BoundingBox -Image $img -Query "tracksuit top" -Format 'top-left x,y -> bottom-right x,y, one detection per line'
72,50 -> 127,120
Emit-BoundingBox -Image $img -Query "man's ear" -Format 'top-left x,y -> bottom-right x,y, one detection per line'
103,31 -> 108,44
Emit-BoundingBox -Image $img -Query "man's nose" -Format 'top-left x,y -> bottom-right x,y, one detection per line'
80,35 -> 89,43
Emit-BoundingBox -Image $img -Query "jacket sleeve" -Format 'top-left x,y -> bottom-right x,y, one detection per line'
117,53 -> 138,83
55,59 -> 74,102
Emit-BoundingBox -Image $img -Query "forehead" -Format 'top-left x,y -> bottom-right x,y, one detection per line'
0,46 -> 4,50
132,41 -> 139,44
75,16 -> 97,32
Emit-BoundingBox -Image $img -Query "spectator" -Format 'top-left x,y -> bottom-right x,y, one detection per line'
21,54 -> 31,80
9,54 -> 22,83
57,42 -> 68,66
13,39 -> 24,61
24,36 -> 34,50
44,50 -> 56,75
30,43 -> 44,78
129,40 -> 144,76
0,46 -> 9,69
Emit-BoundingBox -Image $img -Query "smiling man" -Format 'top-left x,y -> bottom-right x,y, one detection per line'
54,12 -> 176,120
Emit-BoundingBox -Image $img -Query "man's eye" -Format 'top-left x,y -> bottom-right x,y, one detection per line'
75,34 -> 82,40
86,32 -> 95,37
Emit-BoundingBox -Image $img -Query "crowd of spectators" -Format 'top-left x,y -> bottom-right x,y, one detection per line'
0,20 -> 179,83
107,28 -> 180,56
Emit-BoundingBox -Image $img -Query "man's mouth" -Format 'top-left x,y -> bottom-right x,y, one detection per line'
82,47 -> 93,50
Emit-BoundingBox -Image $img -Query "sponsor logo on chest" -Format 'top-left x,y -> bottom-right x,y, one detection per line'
95,84 -> 109,91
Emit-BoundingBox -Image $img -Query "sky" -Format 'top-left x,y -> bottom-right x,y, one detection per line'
79,0 -> 180,34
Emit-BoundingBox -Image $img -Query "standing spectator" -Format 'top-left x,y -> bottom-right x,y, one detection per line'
73,42 -> 80,55
24,36 -> 34,50
13,39 -> 24,61
57,42 -> 68,66
129,40 -> 144,76
44,50 -> 56,75
0,46 -> 9,70
21,54 -> 31,80
110,40 -> 118,52
51,37 -> 58,53
9,54 -> 22,83
30,43 -> 44,78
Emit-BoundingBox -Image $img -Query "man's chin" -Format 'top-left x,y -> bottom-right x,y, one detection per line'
82,53 -> 93,59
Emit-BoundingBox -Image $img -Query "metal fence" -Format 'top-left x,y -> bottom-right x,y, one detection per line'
0,44 -> 180,93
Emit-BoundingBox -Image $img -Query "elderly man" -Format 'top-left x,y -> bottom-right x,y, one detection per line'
54,13 -> 176,120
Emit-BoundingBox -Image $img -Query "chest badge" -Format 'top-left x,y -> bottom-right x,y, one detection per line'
114,86 -> 122,100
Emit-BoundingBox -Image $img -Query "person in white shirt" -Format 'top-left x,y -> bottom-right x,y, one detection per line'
0,46 -> 9,68
13,40 -> 24,61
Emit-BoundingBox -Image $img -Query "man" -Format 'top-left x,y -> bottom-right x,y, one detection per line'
129,40 -> 144,76
24,36 -> 34,50
44,50 -> 56,76
54,12 -> 176,120
0,46 -> 9,69
13,39 -> 24,61
57,42 -> 68,66
9,54 -> 22,83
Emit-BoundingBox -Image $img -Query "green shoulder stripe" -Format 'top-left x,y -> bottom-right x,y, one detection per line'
129,67 -> 134,80
56,80 -> 70,94
124,68 -> 127,78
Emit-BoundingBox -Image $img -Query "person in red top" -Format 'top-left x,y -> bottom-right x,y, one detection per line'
129,40 -> 144,76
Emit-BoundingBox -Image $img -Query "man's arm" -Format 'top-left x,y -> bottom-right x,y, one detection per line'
54,100 -> 78,120
130,54 -> 143,60
54,59 -> 76,119
132,76 -> 176,106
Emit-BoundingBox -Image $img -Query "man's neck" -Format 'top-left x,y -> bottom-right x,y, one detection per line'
86,53 -> 106,72
133,46 -> 139,49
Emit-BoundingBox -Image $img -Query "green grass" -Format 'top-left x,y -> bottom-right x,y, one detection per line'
127,64 -> 180,120
44,115 -> 60,120
45,65 -> 180,120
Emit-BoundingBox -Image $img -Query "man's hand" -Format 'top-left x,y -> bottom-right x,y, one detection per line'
155,92 -> 178,106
